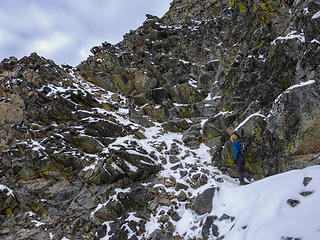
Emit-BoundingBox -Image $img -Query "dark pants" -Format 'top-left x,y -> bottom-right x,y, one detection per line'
235,156 -> 250,184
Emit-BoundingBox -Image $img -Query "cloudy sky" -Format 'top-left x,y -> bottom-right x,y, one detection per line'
0,0 -> 172,66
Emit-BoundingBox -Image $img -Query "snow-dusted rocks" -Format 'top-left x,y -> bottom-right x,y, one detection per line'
78,0 -> 319,180
82,150 -> 161,185
202,166 -> 320,240
266,79 -> 320,157
1,0 -> 320,239
182,123 -> 202,149
0,184 -> 16,223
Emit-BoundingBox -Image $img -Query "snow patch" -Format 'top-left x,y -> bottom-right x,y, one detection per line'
271,31 -> 305,45
25,211 -> 36,217
311,11 -> 320,19
212,166 -> 320,240
124,161 -> 139,172
273,80 -> 316,105
285,80 -> 315,92
31,220 -> 45,227
234,112 -> 266,132
311,39 -> 320,44
0,184 -> 14,197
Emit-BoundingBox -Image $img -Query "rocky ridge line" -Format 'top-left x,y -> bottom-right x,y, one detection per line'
78,0 -> 320,178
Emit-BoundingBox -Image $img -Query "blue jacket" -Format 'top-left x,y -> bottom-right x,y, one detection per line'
232,141 -> 243,161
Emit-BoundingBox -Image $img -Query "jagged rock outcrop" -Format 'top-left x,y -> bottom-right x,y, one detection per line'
79,0 -> 320,178
0,54 -> 163,239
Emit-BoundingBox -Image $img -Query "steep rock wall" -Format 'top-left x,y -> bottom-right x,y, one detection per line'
78,0 -> 320,178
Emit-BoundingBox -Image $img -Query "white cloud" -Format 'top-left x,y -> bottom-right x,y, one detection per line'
79,47 -> 90,60
32,32 -> 72,55
0,10 -> 4,22
0,29 -> 4,41
0,0 -> 172,65
29,3 -> 53,28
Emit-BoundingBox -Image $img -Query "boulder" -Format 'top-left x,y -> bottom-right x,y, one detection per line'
182,123 -> 202,149
202,216 -> 217,240
162,119 -> 190,133
83,150 -> 160,185
170,83 -> 205,104
0,185 -> 17,215
94,200 -> 125,222
67,135 -> 104,154
203,113 -> 231,149
0,95 -> 25,128
134,70 -> 158,93
85,120 -> 127,138
266,80 -> 320,155
110,72 -> 135,96
150,88 -> 170,105
194,187 -> 217,215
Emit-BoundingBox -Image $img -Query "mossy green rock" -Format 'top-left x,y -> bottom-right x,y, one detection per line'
134,70 -> 158,93
68,136 -> 104,154
162,119 -> 190,133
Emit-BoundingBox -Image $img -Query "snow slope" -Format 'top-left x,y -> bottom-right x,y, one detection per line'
212,166 -> 320,240
97,111 -> 320,240
10,67 -> 318,240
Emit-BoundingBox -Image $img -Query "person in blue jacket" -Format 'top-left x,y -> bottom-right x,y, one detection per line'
230,134 -> 250,185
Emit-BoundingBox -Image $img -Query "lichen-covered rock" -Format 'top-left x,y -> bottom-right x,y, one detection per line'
162,119 -> 190,133
203,113 -> 230,146
67,135 -> 104,154
266,80 -> 320,156
82,150 -> 160,185
182,123 -> 202,149
170,83 -> 205,104
0,95 -> 25,128
0,186 -> 17,215
134,70 -> 158,93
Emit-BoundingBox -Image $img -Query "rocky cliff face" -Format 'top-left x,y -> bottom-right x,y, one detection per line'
79,0 -> 320,176
0,0 -> 319,239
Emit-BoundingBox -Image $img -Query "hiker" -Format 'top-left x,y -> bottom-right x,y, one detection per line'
230,134 -> 250,185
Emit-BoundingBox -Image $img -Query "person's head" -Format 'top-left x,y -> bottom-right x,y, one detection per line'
230,134 -> 238,142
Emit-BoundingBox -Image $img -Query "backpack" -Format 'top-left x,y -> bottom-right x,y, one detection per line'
238,139 -> 249,155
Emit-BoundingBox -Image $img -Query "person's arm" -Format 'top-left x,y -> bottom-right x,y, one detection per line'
232,142 -> 239,161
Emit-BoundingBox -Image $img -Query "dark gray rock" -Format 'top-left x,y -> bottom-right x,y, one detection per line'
202,215 -> 218,240
94,200 -> 125,222
202,216 -> 214,240
168,209 -> 181,222
175,182 -> 189,191
82,150 -> 160,185
303,177 -> 312,187
299,191 -> 314,197
219,214 -> 231,221
177,191 -> 188,202
179,170 -> 188,178
128,183 -> 152,208
162,119 -> 190,133
148,229 -> 175,240
169,156 -> 180,164
287,199 -> 300,207
182,123 -> 202,149
266,79 -> 320,156
1,0 -> 320,238
212,223 -> 219,237
67,135 -> 104,154
194,187 -> 217,215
